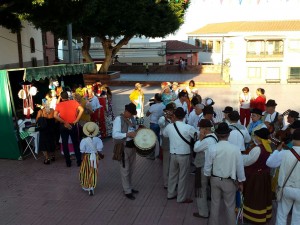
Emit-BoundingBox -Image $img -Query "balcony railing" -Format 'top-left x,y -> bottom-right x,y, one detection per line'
246,52 -> 283,61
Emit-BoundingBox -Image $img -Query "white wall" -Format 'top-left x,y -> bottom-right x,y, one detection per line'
0,21 -> 43,69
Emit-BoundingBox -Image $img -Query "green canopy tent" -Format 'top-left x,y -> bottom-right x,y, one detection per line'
0,63 -> 94,160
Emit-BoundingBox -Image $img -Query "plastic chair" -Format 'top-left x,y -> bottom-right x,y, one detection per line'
20,131 -> 38,160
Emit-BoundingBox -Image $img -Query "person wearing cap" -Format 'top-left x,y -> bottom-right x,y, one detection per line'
204,122 -> 245,225
250,88 -> 266,112
146,93 -> 166,160
228,111 -> 251,152
193,119 -> 218,219
263,99 -> 285,134
112,103 -> 138,200
79,122 -> 104,196
158,102 -> 176,189
247,108 -> 267,139
129,83 -> 144,125
242,128 -> 272,224
222,106 -> 233,124
201,105 -> 215,127
54,91 -> 84,167
163,107 -> 198,204
266,120 -> 300,168
267,129 -> 300,225
239,87 -> 251,127
188,103 -> 204,129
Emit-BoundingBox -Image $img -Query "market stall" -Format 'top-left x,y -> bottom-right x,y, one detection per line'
0,63 -> 94,160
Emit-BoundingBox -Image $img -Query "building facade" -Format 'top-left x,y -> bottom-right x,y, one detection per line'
188,20 -> 300,84
0,21 -> 44,70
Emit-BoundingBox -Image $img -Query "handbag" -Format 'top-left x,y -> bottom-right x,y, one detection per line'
276,158 -> 298,201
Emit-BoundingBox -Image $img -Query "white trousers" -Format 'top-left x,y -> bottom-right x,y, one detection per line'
276,187 -> 300,225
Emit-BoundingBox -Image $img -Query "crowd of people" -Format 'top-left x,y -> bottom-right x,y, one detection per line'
22,80 -> 300,223
111,82 -> 300,225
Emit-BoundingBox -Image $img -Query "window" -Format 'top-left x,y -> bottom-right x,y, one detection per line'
266,67 -> 280,79
247,41 -> 264,55
248,67 -> 261,78
152,63 -> 159,66
168,59 -> 174,65
207,41 -> 213,52
195,39 -> 200,47
30,38 -> 35,53
266,40 -> 283,55
201,40 -> 207,51
289,67 -> 300,79
132,63 -> 143,66
214,41 -> 221,53
31,57 -> 37,67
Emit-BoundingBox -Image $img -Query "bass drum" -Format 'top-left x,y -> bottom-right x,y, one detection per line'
134,128 -> 157,157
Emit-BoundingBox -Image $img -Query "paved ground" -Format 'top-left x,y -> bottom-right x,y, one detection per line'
1,75 -> 298,225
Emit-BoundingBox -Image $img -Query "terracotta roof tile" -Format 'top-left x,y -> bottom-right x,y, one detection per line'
188,20 -> 300,35
162,40 -> 200,52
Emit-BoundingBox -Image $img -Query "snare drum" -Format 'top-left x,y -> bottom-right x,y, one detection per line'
134,128 -> 157,157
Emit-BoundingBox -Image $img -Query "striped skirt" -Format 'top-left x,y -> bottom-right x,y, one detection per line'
79,153 -> 99,189
243,171 -> 272,224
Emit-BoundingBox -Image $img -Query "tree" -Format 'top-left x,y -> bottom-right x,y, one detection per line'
10,0 -> 190,73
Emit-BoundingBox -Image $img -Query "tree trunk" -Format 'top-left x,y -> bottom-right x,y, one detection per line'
82,36 -> 96,73
99,35 -> 133,74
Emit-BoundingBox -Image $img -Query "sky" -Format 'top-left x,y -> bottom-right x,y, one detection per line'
150,0 -> 300,42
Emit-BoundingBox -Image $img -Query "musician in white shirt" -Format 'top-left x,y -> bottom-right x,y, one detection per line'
267,129 -> 300,225
158,102 -> 176,189
227,111 -> 251,152
112,103 -> 138,200
188,103 -> 204,129
204,122 -> 245,225
193,119 -> 218,219
163,107 -> 198,203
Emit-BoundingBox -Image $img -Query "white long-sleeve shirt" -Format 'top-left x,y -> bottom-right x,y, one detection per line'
163,121 -> 198,154
112,116 -> 135,141
188,111 -> 203,129
204,140 -> 246,182
228,123 -> 251,151
266,149 -> 285,168
243,146 -> 261,166
80,137 -> 103,153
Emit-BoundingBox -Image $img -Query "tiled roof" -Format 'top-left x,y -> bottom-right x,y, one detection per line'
188,20 -> 300,35
162,40 -> 200,52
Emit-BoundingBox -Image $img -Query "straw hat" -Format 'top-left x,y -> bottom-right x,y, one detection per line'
83,122 -> 99,137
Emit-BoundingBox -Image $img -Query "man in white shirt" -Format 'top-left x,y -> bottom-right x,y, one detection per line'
267,121 -> 300,169
174,91 -> 188,115
158,102 -> 176,189
112,103 -> 138,200
267,129 -> 300,225
146,93 -> 165,159
204,122 -> 245,225
222,106 -> 233,124
188,103 -> 204,129
263,99 -> 284,134
193,119 -> 218,219
228,111 -> 251,152
163,107 -> 198,203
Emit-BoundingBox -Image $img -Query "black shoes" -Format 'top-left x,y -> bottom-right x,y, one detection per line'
77,161 -> 82,167
193,212 -> 209,218
89,189 -> 94,196
66,162 -> 72,167
125,193 -> 135,200
167,196 -> 177,200
132,189 -> 139,194
44,159 -> 51,165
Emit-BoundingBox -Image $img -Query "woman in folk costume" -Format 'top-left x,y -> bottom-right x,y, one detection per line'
242,127 -> 272,224
79,122 -> 104,196
129,83 -> 144,125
